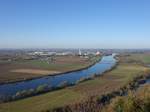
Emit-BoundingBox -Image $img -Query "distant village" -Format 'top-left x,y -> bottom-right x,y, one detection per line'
0,49 -> 102,62
28,49 -> 101,57
1,48 -> 149,63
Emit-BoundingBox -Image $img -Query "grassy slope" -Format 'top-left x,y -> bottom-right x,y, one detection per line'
108,64 -> 148,82
0,63 -> 149,112
103,84 -> 150,112
132,54 -> 150,64
0,89 -> 83,112
122,53 -> 150,64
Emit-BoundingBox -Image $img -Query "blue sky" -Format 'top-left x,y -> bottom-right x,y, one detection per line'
0,0 -> 150,49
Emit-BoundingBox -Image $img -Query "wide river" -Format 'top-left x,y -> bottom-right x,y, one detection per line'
0,55 -> 117,98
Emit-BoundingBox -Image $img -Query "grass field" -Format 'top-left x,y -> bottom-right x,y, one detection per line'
130,53 -> 150,64
0,58 -> 149,112
0,89 -> 84,112
120,53 -> 150,64
0,56 -> 100,84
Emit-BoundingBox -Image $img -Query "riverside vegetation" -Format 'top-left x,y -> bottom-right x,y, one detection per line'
103,84 -> 150,112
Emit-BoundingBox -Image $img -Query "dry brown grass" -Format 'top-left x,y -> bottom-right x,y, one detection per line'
11,69 -> 60,75
53,56 -> 89,64
103,84 -> 150,112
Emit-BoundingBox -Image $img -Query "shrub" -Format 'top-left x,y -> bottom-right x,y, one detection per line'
112,97 -> 125,112
76,77 -> 86,84
105,85 -> 150,112
14,90 -> 28,99
27,88 -> 35,95
91,74 -> 98,78
58,81 -> 69,88
36,84 -> 49,93
76,77 -> 92,84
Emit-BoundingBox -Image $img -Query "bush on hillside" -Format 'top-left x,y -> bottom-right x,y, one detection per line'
104,85 -> 150,112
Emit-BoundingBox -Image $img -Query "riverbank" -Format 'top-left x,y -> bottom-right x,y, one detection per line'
0,56 -> 101,85
0,60 -> 149,112
61,70 -> 150,112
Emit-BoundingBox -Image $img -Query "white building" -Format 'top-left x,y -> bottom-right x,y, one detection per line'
96,51 -> 101,56
79,49 -> 82,56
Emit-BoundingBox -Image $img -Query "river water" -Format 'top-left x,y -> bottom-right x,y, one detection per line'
146,79 -> 150,84
0,55 -> 116,97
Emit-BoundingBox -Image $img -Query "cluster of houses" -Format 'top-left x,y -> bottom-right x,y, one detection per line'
28,49 -> 101,57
